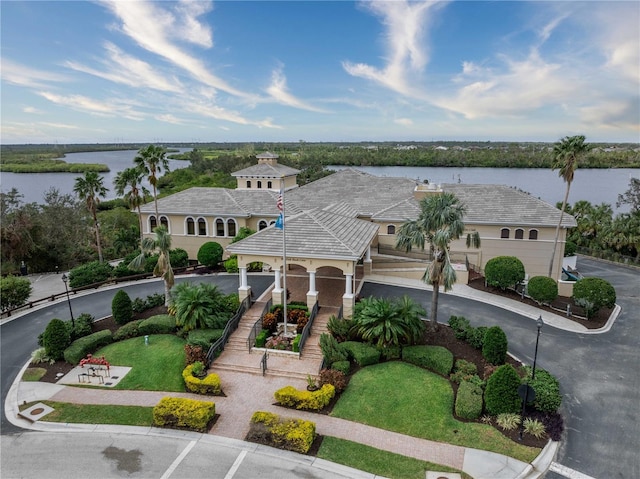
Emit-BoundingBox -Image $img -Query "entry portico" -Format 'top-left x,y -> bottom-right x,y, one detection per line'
227,207 -> 379,318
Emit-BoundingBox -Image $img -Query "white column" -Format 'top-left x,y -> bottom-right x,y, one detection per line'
345,274 -> 353,295
240,267 -> 248,288
274,269 -> 282,292
308,271 -> 317,294
366,246 -> 371,261
238,267 -> 251,302
306,270 -> 319,311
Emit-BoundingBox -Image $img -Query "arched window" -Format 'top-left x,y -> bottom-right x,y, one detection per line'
227,219 -> 237,237
269,220 -> 275,226
501,228 -> 510,239
515,228 -> 524,240
160,216 -> 169,230
149,215 -> 157,232
387,225 -> 396,234
186,217 -> 195,235
257,181 -> 262,189
258,220 -> 268,230
216,218 -> 225,236
198,218 -> 207,236
246,180 -> 251,188
267,181 -> 272,189
529,229 -> 539,240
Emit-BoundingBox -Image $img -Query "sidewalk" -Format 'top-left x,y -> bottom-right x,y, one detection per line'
7,271 -> 615,478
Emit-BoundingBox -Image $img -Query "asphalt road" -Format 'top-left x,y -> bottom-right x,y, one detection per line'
1,259 -> 638,478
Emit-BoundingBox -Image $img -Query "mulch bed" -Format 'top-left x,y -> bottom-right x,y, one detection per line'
467,276 -> 611,329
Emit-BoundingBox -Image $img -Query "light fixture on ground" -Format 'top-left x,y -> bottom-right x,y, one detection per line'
518,315 -> 543,441
61,273 -> 75,330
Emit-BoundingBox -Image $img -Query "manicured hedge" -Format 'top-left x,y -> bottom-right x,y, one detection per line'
182,364 -> 222,395
153,396 -> 215,433
250,411 -> 316,454
112,290 -> 133,325
482,326 -> 508,365
524,366 -> 562,413
527,276 -> 558,305
341,341 -> 381,367
138,315 -> 176,335
274,384 -> 335,411
63,330 -> 114,365
484,364 -> 522,415
331,360 -> 351,375
255,329 -> 269,348
573,277 -> 616,319
402,345 -> 454,376
187,329 -> 224,349
113,319 -> 145,341
43,318 -> 71,361
484,256 -> 525,290
455,379 -> 484,420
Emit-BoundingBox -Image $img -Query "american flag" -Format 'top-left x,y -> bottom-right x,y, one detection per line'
276,189 -> 283,212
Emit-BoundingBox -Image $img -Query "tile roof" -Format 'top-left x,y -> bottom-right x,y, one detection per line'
231,163 -> 300,178
227,208 -> 379,260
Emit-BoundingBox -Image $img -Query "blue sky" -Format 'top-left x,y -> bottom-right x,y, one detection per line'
1,1 -> 639,144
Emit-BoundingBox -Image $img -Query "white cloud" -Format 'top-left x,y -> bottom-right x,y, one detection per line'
265,66 -> 328,113
102,0 -> 257,100
395,118 -> 413,126
37,91 -> 146,121
155,113 -> 184,124
23,106 -> 43,114
189,101 -> 280,129
343,0 -> 445,96
1,59 -> 69,88
65,42 -> 183,93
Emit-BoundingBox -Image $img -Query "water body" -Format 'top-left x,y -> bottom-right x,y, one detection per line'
328,165 -> 640,214
1,149 -> 190,204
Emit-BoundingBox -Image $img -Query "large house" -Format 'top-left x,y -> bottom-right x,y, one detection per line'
138,152 -> 576,317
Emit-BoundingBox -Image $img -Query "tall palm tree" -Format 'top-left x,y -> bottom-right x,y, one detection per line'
114,167 -> 150,248
129,225 -> 174,306
396,193 -> 481,331
133,144 -> 170,219
73,171 -> 108,262
548,135 -> 590,277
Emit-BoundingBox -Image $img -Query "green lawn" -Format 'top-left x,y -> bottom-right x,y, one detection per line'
330,361 -> 540,463
21,401 -> 153,426
317,436 -> 472,479
94,334 -> 187,392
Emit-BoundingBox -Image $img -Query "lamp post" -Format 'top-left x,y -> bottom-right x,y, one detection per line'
61,273 -> 75,330
519,315 -> 544,441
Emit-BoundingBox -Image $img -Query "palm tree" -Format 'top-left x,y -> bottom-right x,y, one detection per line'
548,135 -> 590,277
133,144 -> 170,219
114,167 -> 150,248
168,282 -> 224,331
351,296 -> 425,347
128,225 -> 174,306
73,171 -> 108,262
396,193 -> 481,331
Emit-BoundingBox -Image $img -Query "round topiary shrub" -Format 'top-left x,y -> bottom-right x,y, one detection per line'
482,326 -> 508,365
527,276 -> 558,305
484,364 -> 522,415
524,366 -> 562,413
112,289 -> 133,325
484,256 -> 525,290
43,318 -> 71,361
572,277 -> 616,319
197,242 -> 224,268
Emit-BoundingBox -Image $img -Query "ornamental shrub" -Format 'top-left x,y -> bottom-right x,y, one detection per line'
255,329 -> 269,348
197,242 -> 224,268
67,313 -> 94,340
292,334 -> 301,352
455,379 -> 484,420
153,396 -> 215,433
484,256 -> 525,290
573,277 -> 616,319
402,345 -> 454,376
63,330 -> 113,365
250,411 -> 316,454
450,359 -> 478,384
0,275 -> 32,312
524,366 -> 562,413
331,360 -> 351,375
182,364 -> 222,395
319,368 -> 348,393
68,261 -> 114,288
43,318 -> 71,361
484,364 -> 522,415
138,314 -> 176,335
482,326 -> 508,365
448,315 -> 471,340
319,333 -> 348,364
340,341 -> 381,367
224,255 -> 239,273
564,240 -> 577,257
112,290 -> 133,325
187,329 -> 223,349
527,276 -> 558,305
274,384 -> 335,411
327,314 -> 352,342
113,319 -> 145,341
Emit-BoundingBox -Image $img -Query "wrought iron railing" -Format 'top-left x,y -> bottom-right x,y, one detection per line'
206,295 -> 251,366
247,299 -> 272,351
298,301 -> 319,356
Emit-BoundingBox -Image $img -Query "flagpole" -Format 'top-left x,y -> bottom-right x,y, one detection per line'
280,177 -> 288,336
